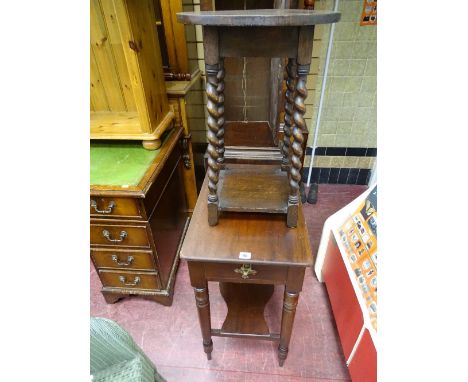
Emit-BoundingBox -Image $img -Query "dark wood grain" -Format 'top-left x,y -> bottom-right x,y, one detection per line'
223,121 -> 283,165
220,282 -> 274,335
219,26 -> 298,58
297,26 -> 314,65
90,197 -> 143,220
180,174 -> 313,266
204,262 -> 288,284
90,223 -> 150,248
91,249 -> 156,271
225,121 -> 276,147
99,269 -> 161,290
218,164 -> 289,214
177,9 -> 341,26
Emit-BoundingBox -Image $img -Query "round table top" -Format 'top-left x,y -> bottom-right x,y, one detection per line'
176,9 -> 341,27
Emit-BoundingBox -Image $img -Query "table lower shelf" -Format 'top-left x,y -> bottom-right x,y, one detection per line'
212,282 -> 279,341
212,329 -> 280,341
218,164 -> 289,214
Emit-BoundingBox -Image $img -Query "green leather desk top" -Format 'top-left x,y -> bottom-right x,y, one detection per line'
90,131 -> 173,187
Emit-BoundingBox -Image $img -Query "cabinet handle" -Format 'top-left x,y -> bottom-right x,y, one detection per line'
102,230 -> 127,243
119,276 -> 140,286
234,264 -> 257,279
111,254 -> 134,266
91,200 -> 116,214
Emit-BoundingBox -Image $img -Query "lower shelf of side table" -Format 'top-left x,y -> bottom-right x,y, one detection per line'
211,282 -> 280,342
218,164 -> 289,214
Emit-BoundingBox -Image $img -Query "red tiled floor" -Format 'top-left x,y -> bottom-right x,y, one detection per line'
90,184 -> 367,381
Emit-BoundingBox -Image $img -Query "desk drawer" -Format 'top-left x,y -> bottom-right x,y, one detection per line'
90,197 -> 143,219
91,249 -> 156,271
204,262 -> 288,284
99,270 -> 161,290
90,224 -> 150,248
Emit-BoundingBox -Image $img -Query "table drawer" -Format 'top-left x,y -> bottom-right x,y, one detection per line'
90,224 -> 150,248
204,262 -> 288,284
99,270 -> 161,290
90,197 -> 143,219
91,249 -> 156,271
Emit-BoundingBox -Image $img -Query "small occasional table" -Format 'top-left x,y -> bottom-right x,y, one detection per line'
177,9 -> 340,227
180,175 -> 313,366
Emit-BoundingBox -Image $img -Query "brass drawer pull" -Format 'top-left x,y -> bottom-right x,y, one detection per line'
234,264 -> 257,279
119,275 -> 140,286
112,254 -> 134,266
102,230 -> 127,243
91,200 -> 116,214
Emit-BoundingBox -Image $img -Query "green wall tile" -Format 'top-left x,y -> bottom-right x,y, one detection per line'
353,107 -> 371,122
365,59 -> 377,76
357,25 -> 377,41
348,59 -> 367,76
327,92 -> 344,107
357,92 -> 375,107
361,76 -> 377,92
318,134 -> 336,146
345,77 -> 363,92
335,133 -> 351,146
321,120 -> 338,134
340,107 -> 355,121
343,92 -> 359,107
335,22 -> 357,41
333,41 -> 354,59
330,59 -> 350,76
329,76 -> 347,92
352,42 -> 374,59
337,121 -> 353,134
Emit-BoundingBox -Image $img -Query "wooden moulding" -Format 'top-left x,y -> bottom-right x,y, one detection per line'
90,0 -> 173,149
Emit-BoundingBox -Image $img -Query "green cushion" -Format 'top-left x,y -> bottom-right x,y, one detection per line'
92,356 -> 155,382
90,318 -> 165,382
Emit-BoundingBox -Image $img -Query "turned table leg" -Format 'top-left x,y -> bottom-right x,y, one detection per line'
188,262 -> 213,360
278,289 -> 300,366
194,286 -> 213,360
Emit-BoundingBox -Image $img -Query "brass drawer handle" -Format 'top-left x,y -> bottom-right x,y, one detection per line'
234,264 -> 257,279
111,254 -> 134,266
119,275 -> 140,286
102,230 -> 127,243
91,200 -> 116,214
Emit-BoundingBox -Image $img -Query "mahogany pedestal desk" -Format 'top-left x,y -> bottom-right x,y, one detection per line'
180,176 -> 313,366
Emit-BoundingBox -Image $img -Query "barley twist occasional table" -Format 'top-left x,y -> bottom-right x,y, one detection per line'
177,9 -> 340,227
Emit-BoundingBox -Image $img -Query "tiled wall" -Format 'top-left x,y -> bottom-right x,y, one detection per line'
182,0 -> 377,184
304,0 -> 377,184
